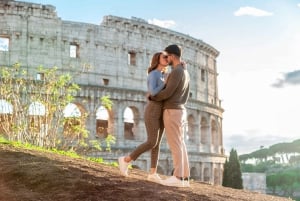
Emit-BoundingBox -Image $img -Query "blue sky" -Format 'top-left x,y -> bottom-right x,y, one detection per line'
21,0 -> 300,154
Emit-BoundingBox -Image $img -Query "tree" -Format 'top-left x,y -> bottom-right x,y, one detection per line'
0,64 -> 115,152
222,148 -> 243,189
266,174 -> 279,194
222,159 -> 229,186
239,139 -> 300,164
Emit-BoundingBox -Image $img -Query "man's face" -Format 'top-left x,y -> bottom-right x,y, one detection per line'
167,54 -> 173,66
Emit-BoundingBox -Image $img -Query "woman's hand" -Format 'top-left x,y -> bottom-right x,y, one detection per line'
181,61 -> 187,68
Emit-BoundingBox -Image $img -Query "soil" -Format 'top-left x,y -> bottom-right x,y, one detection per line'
0,144 -> 293,201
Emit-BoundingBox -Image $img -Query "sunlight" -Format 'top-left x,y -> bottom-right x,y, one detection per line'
63,103 -> 81,117
123,107 -> 134,123
0,99 -> 13,114
0,37 -> 9,51
28,102 -> 46,116
96,106 -> 109,120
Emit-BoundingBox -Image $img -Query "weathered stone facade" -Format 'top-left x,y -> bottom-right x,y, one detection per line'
0,0 -> 225,184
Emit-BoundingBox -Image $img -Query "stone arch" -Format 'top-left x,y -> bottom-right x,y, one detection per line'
218,119 -> 223,146
123,106 -> 140,140
96,105 -> 110,138
204,167 -> 210,182
0,99 -> 13,114
220,167 -> 224,185
200,116 -> 208,144
187,114 -> 195,142
28,101 -> 47,145
0,99 -> 13,136
211,119 -> 217,146
63,102 -> 87,140
214,167 -> 220,185
63,103 -> 82,117
190,167 -> 197,180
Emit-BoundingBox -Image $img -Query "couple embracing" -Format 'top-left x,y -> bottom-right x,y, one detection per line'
118,44 -> 190,188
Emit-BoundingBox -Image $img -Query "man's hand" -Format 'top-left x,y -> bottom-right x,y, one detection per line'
181,60 -> 187,69
146,92 -> 152,100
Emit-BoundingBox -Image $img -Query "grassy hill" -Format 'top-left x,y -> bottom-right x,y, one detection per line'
0,143 -> 293,201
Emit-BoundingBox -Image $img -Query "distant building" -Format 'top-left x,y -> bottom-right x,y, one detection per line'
0,0 -> 226,184
242,173 -> 266,193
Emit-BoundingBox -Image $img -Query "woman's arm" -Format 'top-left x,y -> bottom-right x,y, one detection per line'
148,71 -> 165,96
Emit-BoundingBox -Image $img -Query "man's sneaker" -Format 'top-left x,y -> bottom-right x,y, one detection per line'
118,156 -> 129,177
147,173 -> 162,183
161,176 -> 190,187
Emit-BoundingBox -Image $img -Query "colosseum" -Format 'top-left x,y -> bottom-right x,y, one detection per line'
0,0 -> 225,185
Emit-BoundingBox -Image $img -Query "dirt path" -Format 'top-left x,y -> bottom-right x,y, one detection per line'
0,144 -> 293,201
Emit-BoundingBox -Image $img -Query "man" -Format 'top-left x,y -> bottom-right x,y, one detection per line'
150,44 -> 190,187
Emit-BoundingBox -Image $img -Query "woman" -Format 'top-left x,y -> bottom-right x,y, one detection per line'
118,52 -> 169,183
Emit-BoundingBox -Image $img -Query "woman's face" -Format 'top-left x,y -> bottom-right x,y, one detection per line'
158,53 -> 169,67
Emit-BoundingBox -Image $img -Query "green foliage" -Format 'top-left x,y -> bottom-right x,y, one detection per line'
0,64 -> 116,154
241,160 -> 277,173
99,95 -> 116,151
85,157 -> 118,167
239,138 -> 300,200
101,95 -> 113,110
266,169 -> 300,198
0,136 -> 9,144
0,137 -> 116,167
87,157 -> 104,163
266,174 -> 279,194
240,163 -> 254,172
222,159 -> 229,186
240,139 -> 300,164
222,148 -> 243,189
105,134 -> 116,151
89,140 -> 102,151
0,64 -> 82,147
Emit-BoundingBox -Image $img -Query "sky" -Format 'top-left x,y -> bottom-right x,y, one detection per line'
20,0 -> 300,155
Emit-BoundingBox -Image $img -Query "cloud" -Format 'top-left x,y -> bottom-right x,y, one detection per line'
148,18 -> 176,28
272,70 -> 300,88
234,6 -> 273,17
298,3 -> 300,8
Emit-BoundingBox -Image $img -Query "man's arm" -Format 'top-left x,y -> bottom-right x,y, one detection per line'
150,69 -> 181,101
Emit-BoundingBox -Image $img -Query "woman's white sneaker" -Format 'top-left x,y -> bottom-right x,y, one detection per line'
160,176 -> 190,187
147,173 -> 162,183
118,156 -> 129,177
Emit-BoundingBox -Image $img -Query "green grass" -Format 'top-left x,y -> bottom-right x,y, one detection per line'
0,135 -> 118,166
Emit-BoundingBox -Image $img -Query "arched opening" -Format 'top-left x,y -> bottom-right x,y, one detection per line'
187,114 -> 195,142
123,107 -> 134,140
0,99 -> 13,136
96,105 -> 109,138
190,167 -> 198,180
28,101 -> 47,146
214,167 -> 220,185
218,120 -> 223,146
63,103 -> 86,144
200,117 -> 208,144
211,120 -> 217,146
204,167 -> 210,182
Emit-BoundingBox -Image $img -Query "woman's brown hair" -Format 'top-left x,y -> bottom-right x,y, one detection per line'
147,52 -> 163,74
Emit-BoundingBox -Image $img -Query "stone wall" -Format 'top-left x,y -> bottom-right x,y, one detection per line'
0,0 -> 226,185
